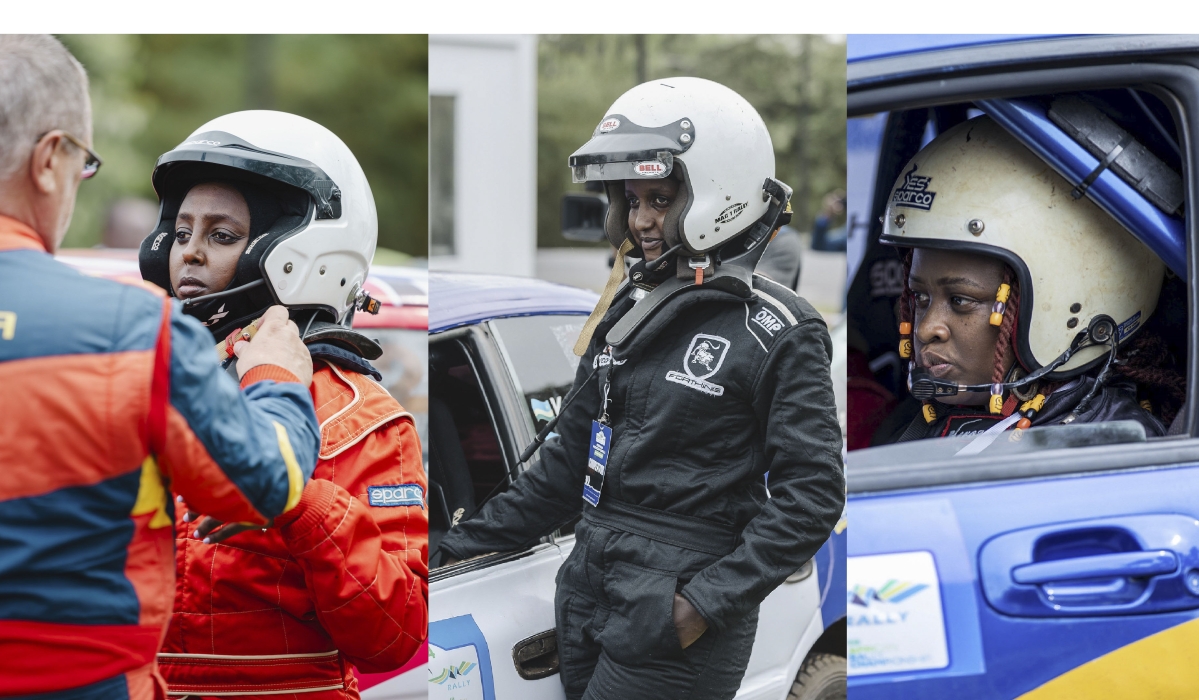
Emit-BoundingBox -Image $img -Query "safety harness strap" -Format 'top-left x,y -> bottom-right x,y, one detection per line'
574,239 -> 635,356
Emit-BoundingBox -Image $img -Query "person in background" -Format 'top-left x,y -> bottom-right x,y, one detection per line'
0,35 -> 320,699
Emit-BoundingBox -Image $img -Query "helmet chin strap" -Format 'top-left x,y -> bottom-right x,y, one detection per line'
573,239 -> 636,356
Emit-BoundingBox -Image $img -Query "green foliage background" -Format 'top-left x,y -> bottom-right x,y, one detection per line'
537,35 -> 846,248
58,35 -> 428,257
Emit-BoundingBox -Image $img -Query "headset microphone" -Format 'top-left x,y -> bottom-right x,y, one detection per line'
908,315 -> 1118,401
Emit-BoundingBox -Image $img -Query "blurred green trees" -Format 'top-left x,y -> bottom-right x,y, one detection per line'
58,35 -> 428,257
537,35 -> 846,248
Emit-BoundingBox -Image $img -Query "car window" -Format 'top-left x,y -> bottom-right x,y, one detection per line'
428,335 -> 511,564
848,88 -> 1189,476
372,328 -> 429,464
488,315 -> 586,436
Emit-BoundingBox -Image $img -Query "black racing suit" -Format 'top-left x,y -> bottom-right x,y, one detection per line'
438,275 -> 845,700
891,375 -> 1166,442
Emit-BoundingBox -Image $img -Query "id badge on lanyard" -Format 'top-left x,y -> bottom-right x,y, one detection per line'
583,346 -> 615,507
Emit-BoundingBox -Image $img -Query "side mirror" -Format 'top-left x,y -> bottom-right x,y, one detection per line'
561,193 -> 608,243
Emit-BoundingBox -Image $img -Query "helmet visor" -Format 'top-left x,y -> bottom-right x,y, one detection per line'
568,114 -> 694,183
152,131 -> 342,219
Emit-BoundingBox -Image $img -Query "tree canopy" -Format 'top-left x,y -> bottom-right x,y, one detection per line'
59,35 -> 428,257
537,34 -> 846,248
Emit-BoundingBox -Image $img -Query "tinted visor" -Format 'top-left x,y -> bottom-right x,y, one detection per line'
568,114 -> 694,183
152,131 -> 342,219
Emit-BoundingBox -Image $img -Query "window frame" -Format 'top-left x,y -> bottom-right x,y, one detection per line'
847,47 -> 1199,495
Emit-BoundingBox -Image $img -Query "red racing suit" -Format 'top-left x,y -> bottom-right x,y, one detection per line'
159,360 -> 428,699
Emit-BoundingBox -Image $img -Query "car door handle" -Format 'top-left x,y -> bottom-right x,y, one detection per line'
512,629 -> 559,680
1012,549 -> 1178,585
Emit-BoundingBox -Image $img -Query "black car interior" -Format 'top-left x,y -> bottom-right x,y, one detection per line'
428,336 -> 510,563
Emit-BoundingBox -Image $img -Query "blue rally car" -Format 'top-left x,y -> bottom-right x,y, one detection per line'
421,272 -> 847,700
847,35 -> 1199,698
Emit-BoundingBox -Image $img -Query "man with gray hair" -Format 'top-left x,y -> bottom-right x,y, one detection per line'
0,35 -> 323,699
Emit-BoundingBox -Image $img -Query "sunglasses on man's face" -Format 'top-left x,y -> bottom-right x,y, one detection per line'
38,130 -> 103,179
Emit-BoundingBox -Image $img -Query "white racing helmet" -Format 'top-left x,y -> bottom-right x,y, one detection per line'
140,110 -> 379,352
882,116 -> 1165,378
569,77 -> 791,266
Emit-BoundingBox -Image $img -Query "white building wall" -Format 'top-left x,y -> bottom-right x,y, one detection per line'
429,34 -> 538,277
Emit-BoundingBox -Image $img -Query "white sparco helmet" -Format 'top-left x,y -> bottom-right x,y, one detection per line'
569,77 -> 790,263
140,110 -> 379,351
882,116 -> 1165,377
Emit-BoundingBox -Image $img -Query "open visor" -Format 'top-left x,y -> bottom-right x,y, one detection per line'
568,114 -> 694,183
152,131 -> 342,219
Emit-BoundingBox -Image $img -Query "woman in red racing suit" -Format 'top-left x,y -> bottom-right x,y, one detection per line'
139,112 -> 427,699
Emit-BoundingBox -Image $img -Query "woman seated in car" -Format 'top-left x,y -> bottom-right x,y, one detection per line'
881,116 -> 1183,443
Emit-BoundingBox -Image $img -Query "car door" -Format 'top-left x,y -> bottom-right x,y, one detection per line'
846,36 -> 1199,699
423,321 -> 575,700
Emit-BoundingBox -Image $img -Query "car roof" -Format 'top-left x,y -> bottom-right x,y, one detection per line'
847,34 -> 1059,63
429,271 -> 599,334
55,248 -> 429,331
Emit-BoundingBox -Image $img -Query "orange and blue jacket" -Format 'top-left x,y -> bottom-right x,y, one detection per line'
0,216 -> 320,700
159,361 -> 428,699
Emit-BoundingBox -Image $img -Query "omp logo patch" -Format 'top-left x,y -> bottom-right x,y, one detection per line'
666,333 -> 730,396
891,163 -> 936,211
751,308 -> 784,336
368,484 -> 425,508
716,202 -> 748,224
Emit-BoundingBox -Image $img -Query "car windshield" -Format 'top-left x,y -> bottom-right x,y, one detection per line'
489,314 -> 587,436
372,328 -> 429,464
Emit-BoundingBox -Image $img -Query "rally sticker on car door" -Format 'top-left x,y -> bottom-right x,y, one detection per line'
428,642 -> 483,700
847,551 -> 948,676
429,615 -> 495,700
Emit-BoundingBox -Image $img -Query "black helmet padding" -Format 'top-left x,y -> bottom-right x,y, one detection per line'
139,161 -> 310,339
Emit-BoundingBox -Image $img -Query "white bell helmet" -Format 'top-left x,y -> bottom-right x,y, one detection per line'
140,110 -> 378,346
882,115 -> 1165,377
569,77 -> 785,258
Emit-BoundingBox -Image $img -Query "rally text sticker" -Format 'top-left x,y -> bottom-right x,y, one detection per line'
428,642 -> 484,700
847,551 -> 949,676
